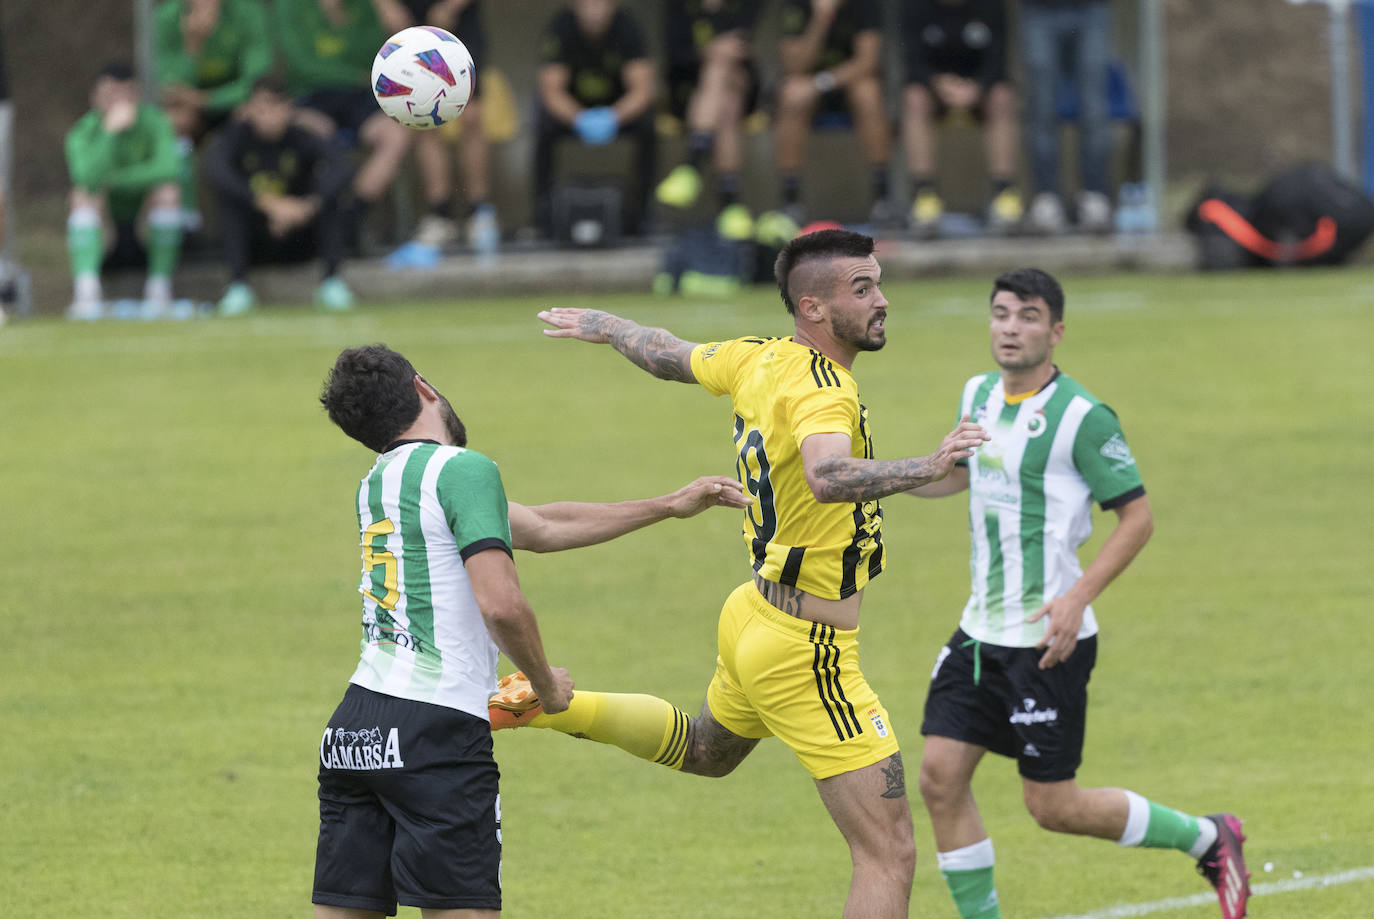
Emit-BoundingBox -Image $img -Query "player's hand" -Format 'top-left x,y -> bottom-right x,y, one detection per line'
926,415 -> 990,480
103,99 -> 138,134
1028,593 -> 1087,669
934,74 -> 980,110
532,667 -> 575,715
665,476 -> 752,518
538,307 -> 622,343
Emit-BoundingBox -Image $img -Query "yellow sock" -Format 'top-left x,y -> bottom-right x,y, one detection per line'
530,691 -> 690,769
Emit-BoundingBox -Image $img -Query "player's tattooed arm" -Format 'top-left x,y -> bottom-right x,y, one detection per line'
754,575 -> 807,617
880,752 -> 906,799
802,421 -> 990,503
538,307 -> 699,382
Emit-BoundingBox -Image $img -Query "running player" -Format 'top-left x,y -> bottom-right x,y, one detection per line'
908,268 -> 1250,919
312,344 -> 749,917
498,229 -> 989,919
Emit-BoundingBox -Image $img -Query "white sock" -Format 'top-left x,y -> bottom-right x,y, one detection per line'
1189,816 -> 1219,858
74,273 -> 102,303
144,275 -> 172,304
1117,790 -> 1150,847
936,837 -> 996,872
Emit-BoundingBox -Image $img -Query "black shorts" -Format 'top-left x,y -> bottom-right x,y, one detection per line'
906,78 -> 1012,122
313,684 -> 501,914
921,628 -> 1097,782
297,87 -> 383,140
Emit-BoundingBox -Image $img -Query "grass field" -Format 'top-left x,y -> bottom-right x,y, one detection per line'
2,267 -> 1372,918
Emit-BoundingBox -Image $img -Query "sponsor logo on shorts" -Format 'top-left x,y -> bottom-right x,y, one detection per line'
320,725 -> 405,770
1009,698 -> 1058,726
868,708 -> 889,738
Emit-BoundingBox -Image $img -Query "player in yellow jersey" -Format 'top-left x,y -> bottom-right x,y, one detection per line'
498,229 -> 988,918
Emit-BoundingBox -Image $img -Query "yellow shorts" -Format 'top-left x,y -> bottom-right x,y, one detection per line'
706,581 -> 900,779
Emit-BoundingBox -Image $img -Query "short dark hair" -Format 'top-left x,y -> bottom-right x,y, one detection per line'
250,74 -> 290,100
96,61 -> 136,83
320,345 -> 422,452
991,268 -> 1065,323
773,229 -> 876,315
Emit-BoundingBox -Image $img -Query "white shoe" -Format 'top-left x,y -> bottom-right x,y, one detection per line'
413,214 -> 459,248
67,297 -> 104,321
467,205 -> 500,256
1027,193 -> 1068,235
1078,191 -> 1113,234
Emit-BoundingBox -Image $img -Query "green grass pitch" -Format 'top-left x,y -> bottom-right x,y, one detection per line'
2,267 -> 1372,917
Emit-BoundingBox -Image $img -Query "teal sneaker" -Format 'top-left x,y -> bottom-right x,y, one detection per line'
216,282 -> 256,317
314,276 -> 355,312
715,203 -> 755,241
656,164 -> 703,209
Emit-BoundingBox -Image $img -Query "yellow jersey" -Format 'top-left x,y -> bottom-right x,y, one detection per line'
691,336 -> 885,600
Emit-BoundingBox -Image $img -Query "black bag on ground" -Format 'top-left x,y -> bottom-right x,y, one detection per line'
1187,162 -> 1374,268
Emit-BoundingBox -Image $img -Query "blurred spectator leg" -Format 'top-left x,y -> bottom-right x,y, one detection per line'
532,105 -> 568,238
215,192 -> 257,315
903,83 -> 941,235
143,183 -> 184,316
1075,0 -> 1114,233
623,110 -> 658,236
984,82 -> 1024,232
1021,4 -> 1067,234
847,75 -> 896,227
353,111 -> 412,227
412,131 -> 460,248
773,74 -> 818,219
456,99 -> 500,252
66,190 -> 106,319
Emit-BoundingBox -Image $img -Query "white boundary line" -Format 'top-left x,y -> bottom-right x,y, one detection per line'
1037,866 -> 1374,919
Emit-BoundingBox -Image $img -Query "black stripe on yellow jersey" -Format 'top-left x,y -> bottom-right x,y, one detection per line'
691,337 -> 887,601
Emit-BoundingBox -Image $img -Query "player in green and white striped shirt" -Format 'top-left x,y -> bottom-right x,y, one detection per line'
311,344 -> 749,917
909,270 -> 1250,919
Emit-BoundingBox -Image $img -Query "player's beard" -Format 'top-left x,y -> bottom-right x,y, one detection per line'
832,309 -> 887,353
438,393 -> 467,447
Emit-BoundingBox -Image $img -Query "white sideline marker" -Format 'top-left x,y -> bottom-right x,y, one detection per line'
1037,866 -> 1374,919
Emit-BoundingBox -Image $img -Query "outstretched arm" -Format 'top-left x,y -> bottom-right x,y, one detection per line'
509,476 -> 750,553
538,307 -> 700,383
801,418 -> 990,503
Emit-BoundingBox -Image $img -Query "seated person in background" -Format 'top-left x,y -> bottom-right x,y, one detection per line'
373,0 -> 500,256
902,0 -> 1021,237
203,77 -> 355,315
154,0 -> 273,230
64,62 -> 184,321
534,0 -> 657,239
654,0 -> 764,241
763,0 -> 894,239
274,0 -> 411,242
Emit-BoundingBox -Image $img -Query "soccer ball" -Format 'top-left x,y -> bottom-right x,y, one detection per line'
371,26 -> 475,130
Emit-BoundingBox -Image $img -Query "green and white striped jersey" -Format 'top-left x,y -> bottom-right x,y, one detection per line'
348,441 -> 513,719
957,370 -> 1144,648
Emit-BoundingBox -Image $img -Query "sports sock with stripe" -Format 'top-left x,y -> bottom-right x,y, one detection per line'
67,206 -> 103,281
1118,790 -> 1217,857
937,838 -> 1002,919
529,691 -> 690,769
146,207 -> 183,279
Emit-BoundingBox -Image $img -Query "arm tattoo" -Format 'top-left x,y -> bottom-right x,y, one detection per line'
880,752 -> 906,799
584,313 -> 696,382
755,576 -> 806,617
812,455 -> 938,503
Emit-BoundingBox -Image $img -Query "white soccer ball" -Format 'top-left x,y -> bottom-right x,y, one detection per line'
371,26 -> 475,130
